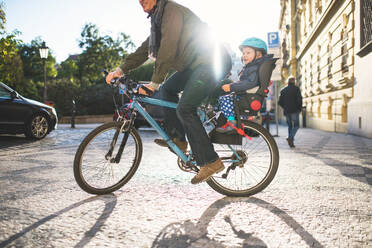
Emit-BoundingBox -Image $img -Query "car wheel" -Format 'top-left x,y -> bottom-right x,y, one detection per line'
25,114 -> 50,140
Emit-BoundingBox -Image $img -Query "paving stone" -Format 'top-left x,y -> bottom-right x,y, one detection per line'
0,124 -> 371,247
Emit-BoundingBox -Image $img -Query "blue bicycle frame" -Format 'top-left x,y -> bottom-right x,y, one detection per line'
127,95 -> 242,165
129,95 -> 190,162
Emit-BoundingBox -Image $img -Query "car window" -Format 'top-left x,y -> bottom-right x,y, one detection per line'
0,86 -> 11,99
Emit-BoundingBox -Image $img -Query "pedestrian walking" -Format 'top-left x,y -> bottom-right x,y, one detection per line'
278,76 -> 302,148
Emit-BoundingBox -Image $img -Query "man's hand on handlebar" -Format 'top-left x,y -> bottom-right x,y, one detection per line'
138,84 -> 155,96
105,67 -> 123,84
104,68 -> 155,95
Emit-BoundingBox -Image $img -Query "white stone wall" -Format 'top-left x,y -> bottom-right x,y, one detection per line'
348,0 -> 372,138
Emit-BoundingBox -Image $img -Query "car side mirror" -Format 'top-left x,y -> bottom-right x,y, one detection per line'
10,91 -> 19,99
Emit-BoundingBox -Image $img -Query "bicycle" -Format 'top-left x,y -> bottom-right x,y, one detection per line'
73,72 -> 279,197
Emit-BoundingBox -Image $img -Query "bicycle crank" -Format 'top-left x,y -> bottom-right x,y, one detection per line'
177,156 -> 199,173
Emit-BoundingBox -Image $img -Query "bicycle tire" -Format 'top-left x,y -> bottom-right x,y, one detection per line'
207,121 -> 279,197
74,121 -> 143,195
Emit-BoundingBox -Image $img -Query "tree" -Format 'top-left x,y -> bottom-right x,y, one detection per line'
19,37 -> 57,81
0,32 -> 23,87
0,1 -> 5,31
57,58 -> 79,85
51,23 -> 139,116
0,1 -> 24,90
17,37 -> 57,101
77,23 -> 135,88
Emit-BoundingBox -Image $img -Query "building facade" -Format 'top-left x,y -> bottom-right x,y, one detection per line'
279,0 -> 372,137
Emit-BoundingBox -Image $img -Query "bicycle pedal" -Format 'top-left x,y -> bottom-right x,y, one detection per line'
189,165 -> 199,173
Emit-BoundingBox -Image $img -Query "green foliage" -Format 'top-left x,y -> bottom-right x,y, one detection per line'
14,37 -> 57,101
19,37 -> 57,81
0,31 -> 23,88
57,59 -> 79,85
49,23 -> 141,116
78,83 -> 116,115
46,79 -> 79,117
0,1 -> 5,31
76,23 -> 135,88
0,2 -> 25,96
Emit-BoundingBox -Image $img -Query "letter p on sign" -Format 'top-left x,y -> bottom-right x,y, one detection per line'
267,32 -> 279,48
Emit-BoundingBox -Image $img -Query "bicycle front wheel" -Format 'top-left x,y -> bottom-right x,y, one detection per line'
207,121 -> 279,197
74,122 -> 143,195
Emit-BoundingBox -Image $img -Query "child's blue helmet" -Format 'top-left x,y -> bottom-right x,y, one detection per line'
239,37 -> 268,53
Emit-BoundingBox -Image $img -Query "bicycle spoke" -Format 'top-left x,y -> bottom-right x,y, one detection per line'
208,122 -> 279,196
74,123 -> 142,194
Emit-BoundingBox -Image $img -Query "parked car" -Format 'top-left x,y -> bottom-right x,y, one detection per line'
0,82 -> 58,139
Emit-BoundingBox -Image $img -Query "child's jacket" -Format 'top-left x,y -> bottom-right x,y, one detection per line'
230,54 -> 274,93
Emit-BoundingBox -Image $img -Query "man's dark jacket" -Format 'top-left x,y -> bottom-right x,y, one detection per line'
278,83 -> 302,115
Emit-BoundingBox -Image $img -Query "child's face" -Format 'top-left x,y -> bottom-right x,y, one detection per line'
242,46 -> 256,65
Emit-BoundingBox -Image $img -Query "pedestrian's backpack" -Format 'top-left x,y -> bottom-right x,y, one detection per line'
234,56 -> 278,116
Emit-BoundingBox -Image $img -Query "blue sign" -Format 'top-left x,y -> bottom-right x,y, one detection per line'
267,32 -> 279,48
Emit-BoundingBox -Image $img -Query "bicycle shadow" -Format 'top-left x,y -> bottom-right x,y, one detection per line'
151,197 -> 323,248
0,194 -> 117,248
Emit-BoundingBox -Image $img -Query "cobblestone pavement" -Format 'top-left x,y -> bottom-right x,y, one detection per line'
0,124 -> 371,248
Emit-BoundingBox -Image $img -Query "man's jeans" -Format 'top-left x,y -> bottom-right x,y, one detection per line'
154,65 -> 220,166
285,112 -> 300,141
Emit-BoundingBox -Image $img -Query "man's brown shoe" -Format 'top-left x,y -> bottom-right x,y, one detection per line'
154,138 -> 188,153
286,138 -> 295,148
191,158 -> 225,184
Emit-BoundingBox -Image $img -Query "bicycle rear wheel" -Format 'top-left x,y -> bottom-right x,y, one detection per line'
207,121 -> 279,197
74,122 -> 142,195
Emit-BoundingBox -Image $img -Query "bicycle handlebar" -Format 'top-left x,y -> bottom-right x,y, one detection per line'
103,69 -> 140,95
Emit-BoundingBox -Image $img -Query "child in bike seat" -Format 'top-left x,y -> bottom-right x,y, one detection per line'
216,37 -> 269,133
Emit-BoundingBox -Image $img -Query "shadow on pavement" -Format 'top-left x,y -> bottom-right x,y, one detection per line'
0,194 -> 117,248
0,164 -> 59,202
0,135 -> 35,149
294,136 -> 371,186
151,197 -> 323,248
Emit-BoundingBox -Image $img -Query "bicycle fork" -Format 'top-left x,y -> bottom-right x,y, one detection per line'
105,120 -> 131,163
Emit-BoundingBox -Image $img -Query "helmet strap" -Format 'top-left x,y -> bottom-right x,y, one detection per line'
252,49 -> 258,63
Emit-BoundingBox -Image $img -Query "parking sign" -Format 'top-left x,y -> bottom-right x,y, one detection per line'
267,32 -> 279,48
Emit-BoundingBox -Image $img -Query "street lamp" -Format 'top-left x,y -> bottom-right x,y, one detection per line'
39,42 -> 49,102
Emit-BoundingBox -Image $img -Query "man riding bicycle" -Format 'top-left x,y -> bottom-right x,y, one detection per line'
106,0 -> 232,184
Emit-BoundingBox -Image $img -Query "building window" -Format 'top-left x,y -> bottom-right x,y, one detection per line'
327,45 -> 332,79
327,97 -> 333,120
302,5 -> 307,36
317,45 -> 321,83
310,55 -> 313,84
315,0 -> 322,12
341,30 -> 349,73
361,0 -> 372,47
308,0 -> 313,27
358,0 -> 372,56
317,57 -> 320,82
